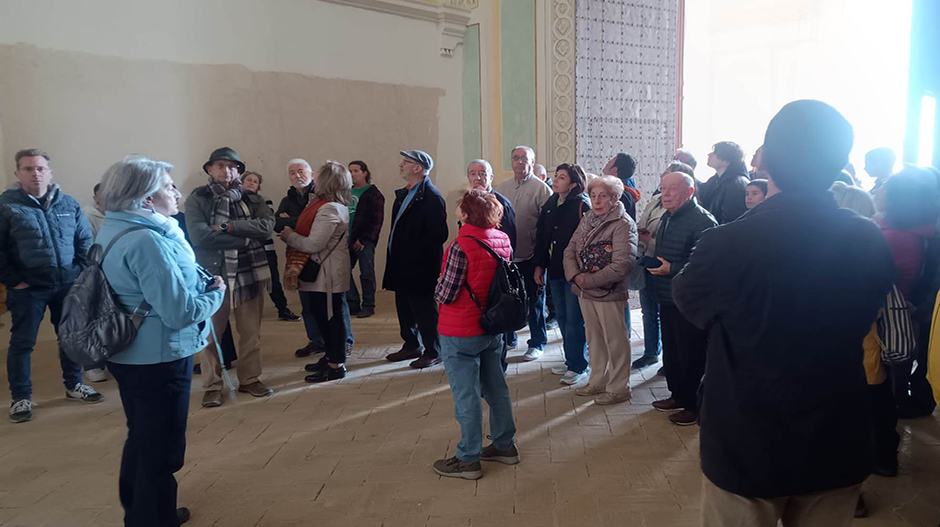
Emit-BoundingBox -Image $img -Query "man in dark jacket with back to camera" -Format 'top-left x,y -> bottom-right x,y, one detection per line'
0,149 -> 102,423
673,100 -> 896,526
384,150 -> 448,369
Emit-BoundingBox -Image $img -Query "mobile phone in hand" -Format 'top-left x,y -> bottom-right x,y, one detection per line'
638,256 -> 662,269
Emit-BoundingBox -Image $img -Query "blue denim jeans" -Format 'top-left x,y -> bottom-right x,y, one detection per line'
639,282 -> 661,357
301,293 -> 354,348
346,241 -> 377,311
6,284 -> 83,401
548,279 -> 588,374
516,258 -> 547,350
441,334 -> 516,463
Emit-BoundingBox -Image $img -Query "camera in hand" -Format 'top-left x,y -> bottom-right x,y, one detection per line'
195,265 -> 216,290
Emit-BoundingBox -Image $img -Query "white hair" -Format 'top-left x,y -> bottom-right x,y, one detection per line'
534,163 -> 547,176
511,145 -> 535,159
100,155 -> 173,212
287,158 -> 312,172
468,159 -> 494,176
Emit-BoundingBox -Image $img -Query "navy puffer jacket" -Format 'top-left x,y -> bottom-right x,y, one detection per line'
0,184 -> 93,288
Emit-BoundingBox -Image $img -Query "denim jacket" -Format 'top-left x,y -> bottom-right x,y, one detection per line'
97,211 -> 225,365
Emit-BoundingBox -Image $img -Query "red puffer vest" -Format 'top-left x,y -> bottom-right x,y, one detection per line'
438,224 -> 513,337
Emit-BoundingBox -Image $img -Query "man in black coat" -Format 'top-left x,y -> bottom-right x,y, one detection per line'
467,159 -> 516,250
700,141 -> 750,224
648,172 -> 717,426
274,159 -> 315,233
673,100 -> 896,525
383,150 -> 448,369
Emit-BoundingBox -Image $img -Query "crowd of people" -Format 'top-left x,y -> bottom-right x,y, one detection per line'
1,98 -> 939,526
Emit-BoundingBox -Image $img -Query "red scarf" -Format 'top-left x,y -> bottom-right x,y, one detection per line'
284,198 -> 327,289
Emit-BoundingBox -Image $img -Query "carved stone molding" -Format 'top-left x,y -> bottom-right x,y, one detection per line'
549,0 -> 576,166
319,0 -> 473,56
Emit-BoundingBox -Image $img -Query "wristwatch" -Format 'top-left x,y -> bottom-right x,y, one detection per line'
220,222 -> 229,232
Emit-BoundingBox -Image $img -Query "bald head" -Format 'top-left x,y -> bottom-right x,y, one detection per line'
660,172 -> 695,212
534,163 -> 548,181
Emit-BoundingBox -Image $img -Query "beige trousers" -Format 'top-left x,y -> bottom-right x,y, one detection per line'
200,291 -> 264,391
701,476 -> 861,527
578,297 -> 631,395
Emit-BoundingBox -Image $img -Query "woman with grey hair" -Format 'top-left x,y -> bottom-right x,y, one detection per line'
280,161 -> 353,383
97,155 -> 226,526
563,175 -> 638,405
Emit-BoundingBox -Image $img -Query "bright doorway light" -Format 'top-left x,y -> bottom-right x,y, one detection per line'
682,0 -> 913,189
918,95 -> 936,167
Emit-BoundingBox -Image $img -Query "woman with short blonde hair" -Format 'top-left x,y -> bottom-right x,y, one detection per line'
280,161 -> 353,383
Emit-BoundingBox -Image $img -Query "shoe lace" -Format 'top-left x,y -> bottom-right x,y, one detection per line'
73,383 -> 97,396
11,399 -> 31,413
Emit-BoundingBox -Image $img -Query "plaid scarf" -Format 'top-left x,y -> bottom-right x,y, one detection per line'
208,179 -> 271,308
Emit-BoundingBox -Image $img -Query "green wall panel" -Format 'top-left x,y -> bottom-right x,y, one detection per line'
500,0 -> 536,171
463,25 -> 482,167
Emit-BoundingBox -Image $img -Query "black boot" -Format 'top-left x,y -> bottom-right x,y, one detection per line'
305,364 -> 347,383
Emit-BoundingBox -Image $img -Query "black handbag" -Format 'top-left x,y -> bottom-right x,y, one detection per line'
299,229 -> 347,282
59,226 -> 157,366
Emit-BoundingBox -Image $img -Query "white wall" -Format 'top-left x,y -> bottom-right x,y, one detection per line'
0,0 -> 468,275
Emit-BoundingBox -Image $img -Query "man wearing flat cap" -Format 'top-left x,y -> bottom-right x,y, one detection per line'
186,147 -> 276,407
383,150 -> 448,369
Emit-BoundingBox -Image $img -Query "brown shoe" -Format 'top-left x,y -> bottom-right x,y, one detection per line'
668,409 -> 699,426
652,397 -> 682,412
410,356 -> 442,369
386,348 -> 423,362
480,443 -> 520,465
595,391 -> 632,406
238,381 -> 274,398
433,456 -> 482,480
201,390 -> 222,408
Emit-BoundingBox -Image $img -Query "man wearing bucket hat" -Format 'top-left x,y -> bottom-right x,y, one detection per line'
383,149 -> 448,369
185,147 -> 276,407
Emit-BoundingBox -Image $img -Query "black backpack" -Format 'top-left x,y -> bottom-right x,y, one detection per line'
59,226 -> 157,366
461,235 -> 528,335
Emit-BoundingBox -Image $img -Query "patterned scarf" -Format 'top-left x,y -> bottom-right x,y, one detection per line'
283,198 -> 327,290
208,178 -> 271,308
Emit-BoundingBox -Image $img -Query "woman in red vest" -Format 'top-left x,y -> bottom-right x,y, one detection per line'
432,189 -> 518,481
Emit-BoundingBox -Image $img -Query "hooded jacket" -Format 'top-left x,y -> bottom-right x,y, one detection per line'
0,183 -> 92,288
563,201 -> 637,302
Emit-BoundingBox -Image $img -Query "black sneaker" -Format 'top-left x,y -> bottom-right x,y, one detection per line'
65,383 -> 103,404
433,456 -> 482,480
305,364 -> 347,383
304,357 -> 329,372
278,309 -> 300,322
631,355 -> 659,370
356,308 -> 375,319
9,399 -> 32,423
295,342 -> 326,358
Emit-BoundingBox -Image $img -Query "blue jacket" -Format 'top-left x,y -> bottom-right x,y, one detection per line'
97,211 -> 225,365
0,184 -> 93,288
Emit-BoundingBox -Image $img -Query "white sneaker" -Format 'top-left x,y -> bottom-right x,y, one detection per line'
522,348 -> 544,362
65,383 -> 103,404
10,399 -> 32,423
560,369 -> 589,385
84,367 -> 108,383
550,364 -> 568,375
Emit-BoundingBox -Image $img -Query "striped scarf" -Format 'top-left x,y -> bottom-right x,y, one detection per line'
208,179 -> 271,308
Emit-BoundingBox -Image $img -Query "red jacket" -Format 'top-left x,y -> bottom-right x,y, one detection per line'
438,224 -> 512,337
881,222 -> 936,298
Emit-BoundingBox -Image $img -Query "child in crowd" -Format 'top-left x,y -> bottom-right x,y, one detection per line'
745,179 -> 769,209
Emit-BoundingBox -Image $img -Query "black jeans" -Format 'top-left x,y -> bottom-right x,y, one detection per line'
870,381 -> 899,471
300,292 -> 347,364
108,356 -> 192,527
265,249 -> 290,313
660,304 -> 707,410
395,291 -> 441,358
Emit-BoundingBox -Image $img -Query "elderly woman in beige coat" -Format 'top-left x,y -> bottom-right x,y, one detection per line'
563,175 -> 638,405
280,161 -> 352,383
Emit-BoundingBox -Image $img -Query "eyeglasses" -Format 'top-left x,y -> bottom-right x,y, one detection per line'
511,156 -> 530,162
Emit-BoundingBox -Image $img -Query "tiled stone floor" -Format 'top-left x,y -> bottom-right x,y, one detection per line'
1,291 -> 940,526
